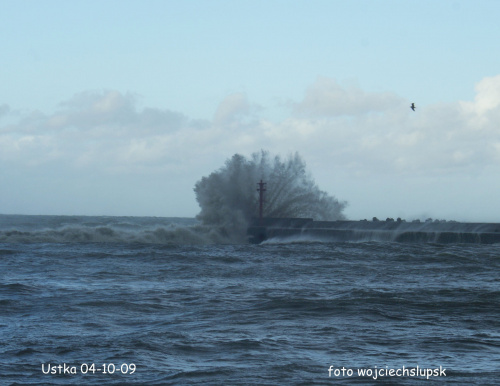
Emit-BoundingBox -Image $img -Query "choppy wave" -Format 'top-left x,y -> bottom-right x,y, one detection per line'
0,215 -> 232,244
0,225 -> 239,244
1,241 -> 499,384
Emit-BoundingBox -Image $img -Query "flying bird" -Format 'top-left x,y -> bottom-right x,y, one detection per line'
410,103 -> 416,111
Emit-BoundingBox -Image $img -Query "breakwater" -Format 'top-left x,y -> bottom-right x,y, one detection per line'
247,218 -> 500,244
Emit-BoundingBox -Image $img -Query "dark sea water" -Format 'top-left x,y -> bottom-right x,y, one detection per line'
1,215 -> 499,385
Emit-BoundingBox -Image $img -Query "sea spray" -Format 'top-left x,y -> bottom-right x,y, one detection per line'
194,150 -> 347,241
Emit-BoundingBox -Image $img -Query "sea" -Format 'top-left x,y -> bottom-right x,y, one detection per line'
0,215 -> 499,385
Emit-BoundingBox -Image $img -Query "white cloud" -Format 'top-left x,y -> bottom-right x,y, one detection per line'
459,75 -> 500,131
3,79 -> 500,178
0,90 -> 203,172
277,76 -> 500,177
461,74 -> 500,115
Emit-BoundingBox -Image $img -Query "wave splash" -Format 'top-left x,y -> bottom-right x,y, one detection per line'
194,150 -> 347,241
1,151 -> 347,244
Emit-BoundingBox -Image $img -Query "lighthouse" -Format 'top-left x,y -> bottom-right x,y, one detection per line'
257,179 -> 266,223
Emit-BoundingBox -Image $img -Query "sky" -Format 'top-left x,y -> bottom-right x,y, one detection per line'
1,0 -> 500,221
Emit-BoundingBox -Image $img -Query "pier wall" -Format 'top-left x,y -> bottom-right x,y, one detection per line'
247,218 -> 500,244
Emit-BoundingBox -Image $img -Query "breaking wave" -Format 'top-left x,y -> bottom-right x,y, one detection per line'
0,216 -> 230,244
194,150 -> 347,241
0,226 -> 207,244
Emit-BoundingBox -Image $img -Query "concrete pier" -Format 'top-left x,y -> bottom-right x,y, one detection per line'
247,218 -> 500,244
